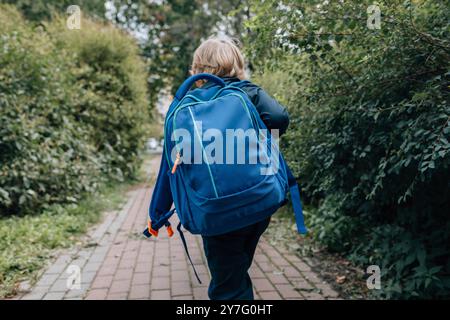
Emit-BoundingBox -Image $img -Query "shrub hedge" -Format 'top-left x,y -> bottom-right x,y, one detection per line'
248,0 -> 450,298
0,5 -> 150,215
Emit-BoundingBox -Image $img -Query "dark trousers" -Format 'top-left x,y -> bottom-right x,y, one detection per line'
201,216 -> 271,300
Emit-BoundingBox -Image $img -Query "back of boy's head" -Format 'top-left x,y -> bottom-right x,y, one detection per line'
191,36 -> 246,80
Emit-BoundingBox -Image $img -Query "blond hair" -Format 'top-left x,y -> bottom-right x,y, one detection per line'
191,36 -> 246,80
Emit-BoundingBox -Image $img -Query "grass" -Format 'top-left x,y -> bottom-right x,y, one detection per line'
0,155 -> 153,298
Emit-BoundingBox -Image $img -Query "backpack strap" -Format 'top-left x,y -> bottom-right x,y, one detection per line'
174,73 -> 226,101
285,164 -> 308,234
177,222 -> 202,284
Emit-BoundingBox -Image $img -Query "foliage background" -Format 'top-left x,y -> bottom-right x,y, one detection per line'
105,0 -> 250,105
247,0 -> 449,299
0,0 -> 106,21
0,4 -> 150,215
1,0 -> 449,300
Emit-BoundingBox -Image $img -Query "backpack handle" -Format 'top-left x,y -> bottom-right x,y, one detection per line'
174,73 -> 226,100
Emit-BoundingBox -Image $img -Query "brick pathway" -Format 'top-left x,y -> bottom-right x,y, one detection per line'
18,156 -> 340,300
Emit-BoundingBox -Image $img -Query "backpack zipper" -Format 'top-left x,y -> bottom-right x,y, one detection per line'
171,152 -> 181,174
187,107 -> 219,198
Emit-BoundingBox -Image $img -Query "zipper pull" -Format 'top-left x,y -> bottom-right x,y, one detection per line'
171,152 -> 181,174
165,222 -> 174,237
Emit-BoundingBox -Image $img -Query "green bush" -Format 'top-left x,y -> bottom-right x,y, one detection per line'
0,5 -> 150,215
248,0 -> 450,298
50,17 -> 150,180
0,0 -> 106,21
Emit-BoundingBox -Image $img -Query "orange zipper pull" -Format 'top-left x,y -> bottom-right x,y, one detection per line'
171,152 -> 181,174
166,224 -> 174,237
148,220 -> 158,237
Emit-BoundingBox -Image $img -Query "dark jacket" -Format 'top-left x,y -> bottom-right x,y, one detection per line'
149,76 -> 290,226
201,76 -> 290,135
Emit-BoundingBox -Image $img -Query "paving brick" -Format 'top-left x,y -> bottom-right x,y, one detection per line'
35,273 -> 59,287
293,261 -> 312,272
283,254 -> 303,264
132,272 -> 151,285
70,258 -> 88,269
118,259 -> 136,269
21,290 -> 46,300
171,252 -> 186,261
191,277 -> 209,288
64,287 -> 88,299
254,254 -> 269,263
76,250 -> 92,260
282,266 -> 302,278
83,262 -> 102,273
102,257 -> 120,268
46,263 -> 68,275
267,273 -> 290,285
114,268 -> 134,280
171,270 -> 190,282
151,290 -> 170,300
188,256 -> 204,265
151,277 -> 170,290
106,292 -> 128,300
98,265 -> 117,276
49,279 -> 69,292
171,281 -> 192,296
257,261 -> 276,273
292,278 -> 314,291
264,249 -> 283,260
137,254 -> 153,263
43,292 -> 66,300
171,261 -> 188,271
271,256 -> 291,267
259,290 -> 282,300
316,284 -> 339,298
135,262 -> 152,273
81,271 -> 97,284
172,295 -> 194,300
275,284 -> 303,299
193,287 -> 208,300
303,291 -> 326,300
253,278 -> 275,292
191,264 -> 208,275
122,253 -> 138,263
129,284 -> 150,299
91,275 -> 113,289
109,280 -> 131,294
85,289 -> 108,300
249,266 -> 266,279
154,259 -> 171,267
152,266 -> 170,277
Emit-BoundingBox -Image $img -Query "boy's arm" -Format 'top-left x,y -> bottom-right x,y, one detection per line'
241,83 -> 290,135
148,153 -> 173,228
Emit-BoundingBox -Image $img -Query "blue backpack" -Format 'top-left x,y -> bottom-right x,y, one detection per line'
143,73 -> 306,282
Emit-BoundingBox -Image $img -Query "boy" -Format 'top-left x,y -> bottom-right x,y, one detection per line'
150,36 -> 290,300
